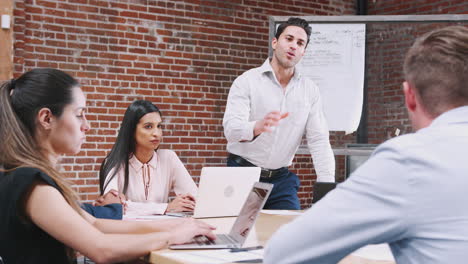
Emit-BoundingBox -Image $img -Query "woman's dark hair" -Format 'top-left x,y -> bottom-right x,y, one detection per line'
275,17 -> 312,47
4,68 -> 77,138
0,68 -> 82,257
99,100 -> 161,194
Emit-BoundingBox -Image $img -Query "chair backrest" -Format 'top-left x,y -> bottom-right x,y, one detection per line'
312,182 -> 337,204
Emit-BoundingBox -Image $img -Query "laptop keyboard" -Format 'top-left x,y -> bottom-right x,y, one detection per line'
193,234 -> 236,245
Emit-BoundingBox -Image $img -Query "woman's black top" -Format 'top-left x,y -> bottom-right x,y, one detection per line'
0,167 -> 73,263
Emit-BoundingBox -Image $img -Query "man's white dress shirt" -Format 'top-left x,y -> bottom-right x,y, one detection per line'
223,58 -> 335,181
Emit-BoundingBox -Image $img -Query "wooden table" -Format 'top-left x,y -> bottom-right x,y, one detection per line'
148,212 -> 395,264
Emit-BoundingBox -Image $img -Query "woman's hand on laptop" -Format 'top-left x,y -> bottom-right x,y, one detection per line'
169,218 -> 216,245
166,194 -> 196,212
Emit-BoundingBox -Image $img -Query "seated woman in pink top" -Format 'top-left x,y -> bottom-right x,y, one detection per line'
96,100 -> 197,215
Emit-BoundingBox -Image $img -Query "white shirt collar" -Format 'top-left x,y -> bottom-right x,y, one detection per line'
430,106 -> 468,127
259,58 -> 302,81
129,152 -> 158,172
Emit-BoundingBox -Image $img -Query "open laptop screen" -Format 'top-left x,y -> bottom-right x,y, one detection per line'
229,182 -> 272,244
194,167 -> 261,218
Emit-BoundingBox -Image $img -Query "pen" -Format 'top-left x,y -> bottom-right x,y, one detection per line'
233,259 -> 262,263
230,245 -> 263,252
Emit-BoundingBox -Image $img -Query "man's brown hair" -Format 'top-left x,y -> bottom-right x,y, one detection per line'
404,25 -> 468,117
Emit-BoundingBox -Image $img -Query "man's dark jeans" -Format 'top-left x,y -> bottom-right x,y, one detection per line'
227,156 -> 301,210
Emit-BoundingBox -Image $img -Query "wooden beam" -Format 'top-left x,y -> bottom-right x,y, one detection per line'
0,0 -> 14,81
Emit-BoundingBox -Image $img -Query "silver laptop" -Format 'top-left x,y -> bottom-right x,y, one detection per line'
170,182 -> 273,249
187,167 -> 261,218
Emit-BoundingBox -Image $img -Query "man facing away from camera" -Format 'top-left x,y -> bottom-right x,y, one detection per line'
264,25 -> 468,264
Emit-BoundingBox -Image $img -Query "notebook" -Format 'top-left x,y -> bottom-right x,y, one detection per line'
312,182 -> 337,204
170,181 -> 273,249
186,167 -> 261,218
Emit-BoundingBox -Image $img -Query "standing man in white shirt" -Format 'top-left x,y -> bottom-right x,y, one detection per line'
223,17 -> 335,210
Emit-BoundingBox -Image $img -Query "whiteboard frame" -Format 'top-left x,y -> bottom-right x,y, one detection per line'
269,14 -> 468,58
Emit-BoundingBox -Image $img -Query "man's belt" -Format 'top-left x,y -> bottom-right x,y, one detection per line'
228,153 -> 285,179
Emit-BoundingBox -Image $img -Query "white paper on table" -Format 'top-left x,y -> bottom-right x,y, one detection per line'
261,210 -> 303,216
351,244 -> 394,261
123,214 -> 178,221
161,249 -> 264,264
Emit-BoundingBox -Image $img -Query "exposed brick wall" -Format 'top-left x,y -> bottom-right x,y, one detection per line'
368,0 -> 468,15
12,0 -> 355,208
365,1 -> 468,144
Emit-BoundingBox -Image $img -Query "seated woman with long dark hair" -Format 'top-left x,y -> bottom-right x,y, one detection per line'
97,100 -> 198,215
0,68 -> 214,263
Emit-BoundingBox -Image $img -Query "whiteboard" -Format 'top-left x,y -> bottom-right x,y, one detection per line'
296,24 -> 366,134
